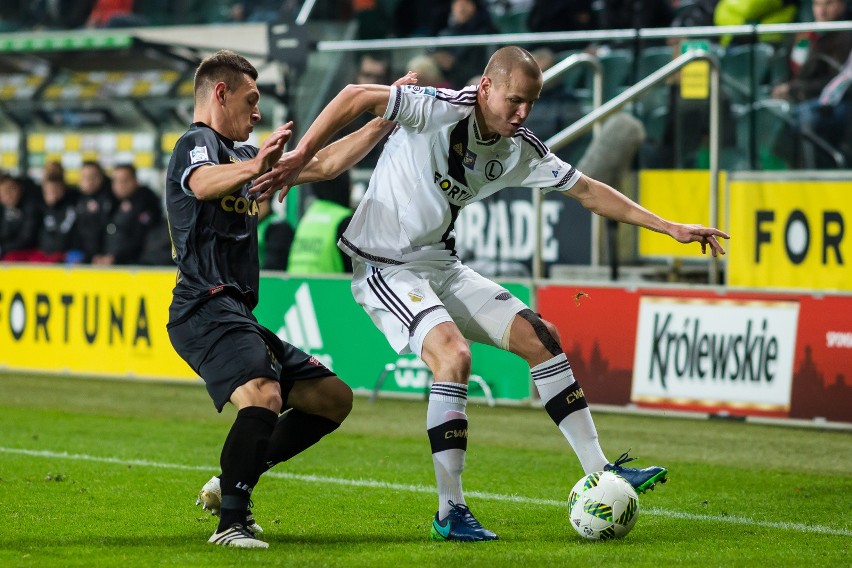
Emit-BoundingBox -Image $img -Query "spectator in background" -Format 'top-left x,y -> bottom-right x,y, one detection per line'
771,0 -> 852,165
818,49 -> 852,157
0,174 -> 42,261
227,0 -> 287,23
596,0 -> 672,31
526,0 -> 596,52
772,0 -> 852,100
86,0 -> 147,28
287,172 -> 353,274
73,160 -> 115,262
22,0 -> 96,30
356,52 -> 392,86
37,172 -> 79,263
405,53 -> 452,88
353,0 -> 393,39
42,161 -> 66,184
431,0 -> 499,88
392,0 -> 451,37
92,164 -> 162,265
714,0 -> 798,46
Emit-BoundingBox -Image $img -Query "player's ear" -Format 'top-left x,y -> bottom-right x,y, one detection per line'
215,82 -> 227,105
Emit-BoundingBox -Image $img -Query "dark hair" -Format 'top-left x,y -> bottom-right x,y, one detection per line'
81,160 -> 105,175
194,50 -> 258,100
113,163 -> 137,178
43,172 -> 65,184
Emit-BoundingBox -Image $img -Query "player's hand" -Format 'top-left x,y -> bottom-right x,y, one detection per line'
256,122 -> 292,172
669,223 -> 730,257
251,147 -> 310,203
249,123 -> 301,202
392,71 -> 418,87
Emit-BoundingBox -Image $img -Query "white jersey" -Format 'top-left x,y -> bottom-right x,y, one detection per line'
339,84 -> 582,266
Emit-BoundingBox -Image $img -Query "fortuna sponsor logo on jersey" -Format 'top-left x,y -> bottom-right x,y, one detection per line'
276,283 -> 333,369
434,171 -> 474,204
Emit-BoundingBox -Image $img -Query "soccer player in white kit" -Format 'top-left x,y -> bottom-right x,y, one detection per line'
259,46 -> 729,542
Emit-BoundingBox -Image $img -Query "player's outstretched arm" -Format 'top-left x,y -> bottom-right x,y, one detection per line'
187,124 -> 291,200
565,175 -> 730,256
250,82 -> 394,202
296,118 -> 395,184
294,71 -> 417,184
251,72 -> 416,198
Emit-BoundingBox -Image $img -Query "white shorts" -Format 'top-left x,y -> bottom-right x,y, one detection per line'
351,258 -> 528,356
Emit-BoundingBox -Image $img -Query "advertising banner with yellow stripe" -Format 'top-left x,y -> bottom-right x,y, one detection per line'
727,175 -> 852,291
638,170 -> 728,257
0,265 -> 194,380
1,265 -> 533,402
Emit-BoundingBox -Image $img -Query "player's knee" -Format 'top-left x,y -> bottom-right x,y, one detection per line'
542,319 -> 563,348
335,381 -> 354,418
515,309 -> 563,360
232,377 -> 283,412
438,340 -> 472,379
259,390 -> 284,414
321,377 -> 354,423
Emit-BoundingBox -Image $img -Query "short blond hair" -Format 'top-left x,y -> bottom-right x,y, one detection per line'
483,46 -> 541,86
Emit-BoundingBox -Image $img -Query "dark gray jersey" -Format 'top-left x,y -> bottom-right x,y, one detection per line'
166,122 -> 260,324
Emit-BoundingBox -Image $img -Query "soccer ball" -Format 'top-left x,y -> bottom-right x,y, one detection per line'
568,471 -> 639,541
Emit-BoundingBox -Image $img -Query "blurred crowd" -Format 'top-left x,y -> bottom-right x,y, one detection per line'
0,1 -> 297,31
0,161 -> 173,266
0,160 -> 353,273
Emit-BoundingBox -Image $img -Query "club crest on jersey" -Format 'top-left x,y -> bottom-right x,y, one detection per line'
408,289 -> 425,302
403,85 -> 436,97
463,150 -> 477,169
190,146 -> 209,164
485,160 -> 503,180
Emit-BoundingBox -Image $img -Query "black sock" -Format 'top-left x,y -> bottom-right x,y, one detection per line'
218,406 -> 277,532
261,410 -> 341,473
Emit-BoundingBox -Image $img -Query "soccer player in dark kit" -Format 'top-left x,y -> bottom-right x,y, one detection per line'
165,49 -> 416,548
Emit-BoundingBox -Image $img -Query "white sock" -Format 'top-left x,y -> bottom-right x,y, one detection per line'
427,381 -> 468,519
532,353 -> 608,473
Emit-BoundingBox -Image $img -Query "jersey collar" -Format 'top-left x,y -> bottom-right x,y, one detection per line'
472,116 -> 500,146
192,121 -> 235,149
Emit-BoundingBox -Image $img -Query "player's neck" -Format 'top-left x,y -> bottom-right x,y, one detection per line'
473,106 -> 496,140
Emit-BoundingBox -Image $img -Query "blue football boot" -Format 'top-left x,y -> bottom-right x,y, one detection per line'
604,450 -> 668,494
430,501 -> 499,542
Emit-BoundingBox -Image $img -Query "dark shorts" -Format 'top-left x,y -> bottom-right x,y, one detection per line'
168,293 -> 334,412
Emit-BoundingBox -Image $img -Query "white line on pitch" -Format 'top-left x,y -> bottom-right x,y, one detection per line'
2,446 -> 849,538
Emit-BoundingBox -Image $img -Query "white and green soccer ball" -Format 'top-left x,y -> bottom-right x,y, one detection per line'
568,470 -> 640,541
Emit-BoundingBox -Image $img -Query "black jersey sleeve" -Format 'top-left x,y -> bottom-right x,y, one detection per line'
171,127 -> 222,197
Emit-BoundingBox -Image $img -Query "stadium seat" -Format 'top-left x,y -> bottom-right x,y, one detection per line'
721,43 -> 775,104
599,49 -> 634,101
637,45 -> 674,80
493,11 -> 529,34
734,99 -> 792,169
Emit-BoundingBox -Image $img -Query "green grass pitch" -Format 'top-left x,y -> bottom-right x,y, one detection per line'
1,373 -> 850,567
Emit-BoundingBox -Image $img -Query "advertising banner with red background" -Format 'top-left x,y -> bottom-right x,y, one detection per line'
537,284 -> 852,423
